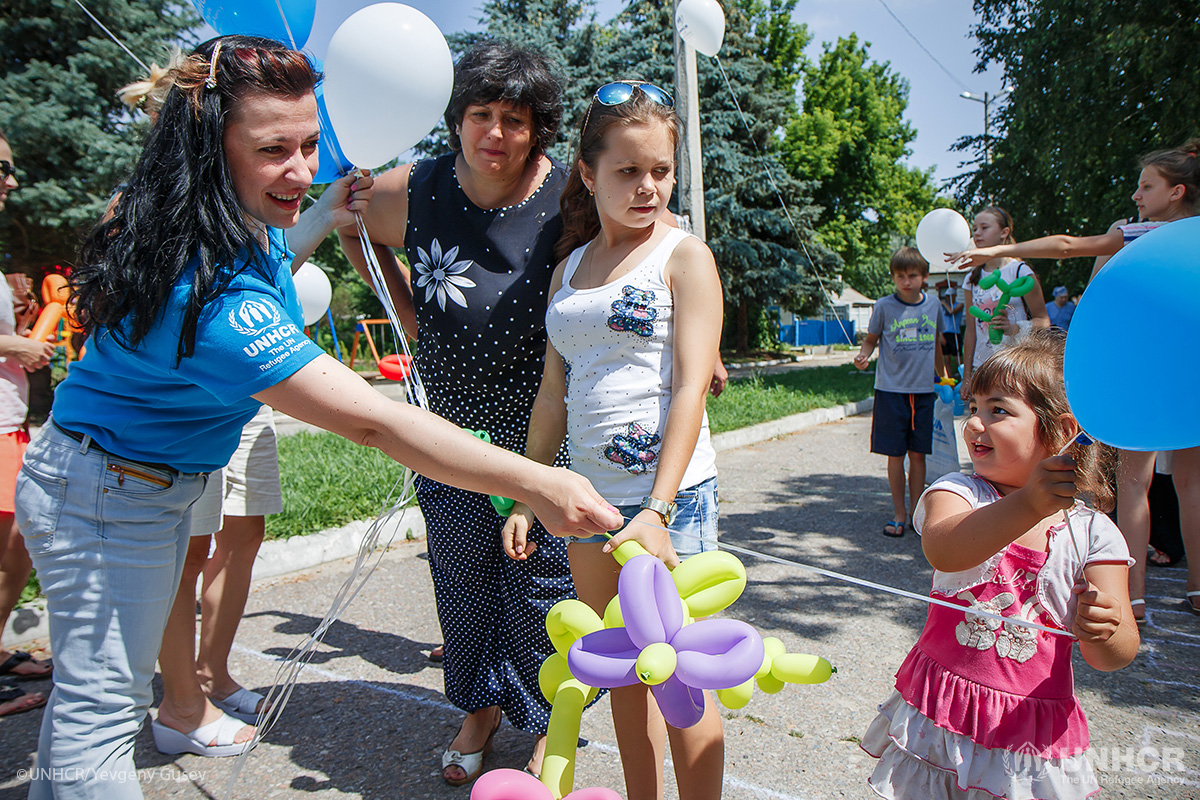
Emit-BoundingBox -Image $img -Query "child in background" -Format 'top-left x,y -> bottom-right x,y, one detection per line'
959,207 -> 1050,401
854,247 -> 946,537
503,81 -> 725,800
863,330 -> 1139,800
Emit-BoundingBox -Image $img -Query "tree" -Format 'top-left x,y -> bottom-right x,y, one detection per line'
781,35 -> 939,298
591,0 -> 840,352
955,0 -> 1200,292
0,0 -> 198,275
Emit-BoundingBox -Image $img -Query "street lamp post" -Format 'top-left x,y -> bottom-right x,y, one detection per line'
960,87 -> 1012,165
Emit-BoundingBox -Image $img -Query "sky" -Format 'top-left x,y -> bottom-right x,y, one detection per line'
355,0 -> 1010,190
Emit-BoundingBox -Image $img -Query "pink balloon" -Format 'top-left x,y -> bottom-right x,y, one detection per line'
470,768 -> 624,800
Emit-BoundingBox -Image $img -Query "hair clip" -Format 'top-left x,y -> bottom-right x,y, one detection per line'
206,41 -> 222,89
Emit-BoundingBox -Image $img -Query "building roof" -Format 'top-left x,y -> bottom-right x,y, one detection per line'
830,285 -> 876,306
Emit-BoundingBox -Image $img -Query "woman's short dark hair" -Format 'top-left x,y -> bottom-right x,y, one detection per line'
74,35 -> 318,363
444,40 -> 562,160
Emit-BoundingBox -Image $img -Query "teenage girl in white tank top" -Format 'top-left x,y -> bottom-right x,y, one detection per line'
501,82 -> 726,800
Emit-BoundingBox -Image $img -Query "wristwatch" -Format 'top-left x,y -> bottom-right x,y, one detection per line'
640,496 -> 677,526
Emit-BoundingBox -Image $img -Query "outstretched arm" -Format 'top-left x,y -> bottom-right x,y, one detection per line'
950,228 -> 1124,270
255,354 -> 621,538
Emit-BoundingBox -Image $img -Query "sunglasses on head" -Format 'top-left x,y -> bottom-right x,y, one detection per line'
583,81 -> 674,133
0,161 -> 15,181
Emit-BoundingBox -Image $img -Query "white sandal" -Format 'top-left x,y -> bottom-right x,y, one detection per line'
211,687 -> 267,724
1130,598 -> 1146,626
152,712 -> 253,757
1186,591 -> 1200,617
441,712 -> 501,786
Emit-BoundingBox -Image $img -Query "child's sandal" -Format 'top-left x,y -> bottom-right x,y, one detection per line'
1185,592 -> 1200,617
1130,598 -> 1146,626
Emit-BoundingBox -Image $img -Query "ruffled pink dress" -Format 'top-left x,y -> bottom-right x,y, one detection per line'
863,473 -> 1132,800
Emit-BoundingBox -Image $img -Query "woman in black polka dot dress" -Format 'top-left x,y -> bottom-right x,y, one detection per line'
340,41 -> 582,784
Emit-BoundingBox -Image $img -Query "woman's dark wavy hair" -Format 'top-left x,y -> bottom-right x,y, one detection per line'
74,35 -> 318,363
444,40 -> 562,160
968,328 -> 1116,511
556,85 -> 680,262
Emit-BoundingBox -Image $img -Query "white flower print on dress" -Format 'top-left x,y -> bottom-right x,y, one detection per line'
414,238 -> 476,310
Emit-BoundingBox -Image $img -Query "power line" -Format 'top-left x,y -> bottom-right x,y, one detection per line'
872,0 -> 972,93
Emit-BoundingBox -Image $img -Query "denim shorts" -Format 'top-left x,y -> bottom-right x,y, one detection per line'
571,475 -> 719,558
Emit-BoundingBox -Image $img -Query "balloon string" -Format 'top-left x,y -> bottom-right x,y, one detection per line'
612,514 -> 1077,639
711,56 -> 853,348
225,470 -> 418,796
70,0 -> 151,73
273,0 -> 298,49
354,212 -> 428,409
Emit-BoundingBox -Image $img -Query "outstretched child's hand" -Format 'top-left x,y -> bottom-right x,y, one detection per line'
501,502 -> 537,561
1019,455 -> 1077,517
1072,581 -> 1123,644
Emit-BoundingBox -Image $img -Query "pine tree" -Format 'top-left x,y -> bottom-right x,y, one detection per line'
0,0 -> 198,274
593,0 -> 840,352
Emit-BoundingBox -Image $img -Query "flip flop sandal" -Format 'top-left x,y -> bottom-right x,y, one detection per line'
882,520 -> 905,538
0,685 -> 47,717
0,652 -> 53,680
211,687 -> 267,725
151,713 -> 253,758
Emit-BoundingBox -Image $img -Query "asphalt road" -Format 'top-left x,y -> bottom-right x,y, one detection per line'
1,413 -> 1196,799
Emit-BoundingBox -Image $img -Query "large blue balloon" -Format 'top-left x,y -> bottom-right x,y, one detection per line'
192,0 -> 317,47
313,81 -> 355,184
1064,217 -> 1200,450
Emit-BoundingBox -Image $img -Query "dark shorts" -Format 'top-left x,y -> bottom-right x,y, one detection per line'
871,390 -> 936,457
941,331 -> 962,357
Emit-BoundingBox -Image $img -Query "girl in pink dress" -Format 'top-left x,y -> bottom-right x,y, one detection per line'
863,330 -> 1140,799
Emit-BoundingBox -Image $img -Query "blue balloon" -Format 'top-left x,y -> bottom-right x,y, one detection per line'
192,0 -> 317,47
1064,217 -> 1200,450
313,80 -> 355,184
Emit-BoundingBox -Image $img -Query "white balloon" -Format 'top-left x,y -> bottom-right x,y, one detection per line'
323,3 -> 454,168
675,0 -> 726,57
915,209 -> 972,270
303,0 -> 379,61
293,261 -> 333,327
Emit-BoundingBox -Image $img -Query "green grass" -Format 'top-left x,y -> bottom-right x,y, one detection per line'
706,364 -> 873,434
266,431 -> 415,541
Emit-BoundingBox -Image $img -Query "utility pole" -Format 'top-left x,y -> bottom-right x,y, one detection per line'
674,0 -> 705,240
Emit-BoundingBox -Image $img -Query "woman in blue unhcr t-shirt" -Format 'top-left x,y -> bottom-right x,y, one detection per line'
13,36 -> 620,800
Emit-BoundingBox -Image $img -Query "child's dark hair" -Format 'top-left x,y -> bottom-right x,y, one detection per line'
968,328 -> 1115,511
889,246 -> 928,277
968,206 -> 1017,286
1141,138 -> 1200,211
556,84 -> 680,262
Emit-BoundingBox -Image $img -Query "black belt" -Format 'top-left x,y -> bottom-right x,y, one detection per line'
51,419 -> 179,476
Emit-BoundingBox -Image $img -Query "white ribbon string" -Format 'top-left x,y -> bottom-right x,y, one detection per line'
71,0 -> 151,73
616,514 -> 1077,639
712,56 -> 854,347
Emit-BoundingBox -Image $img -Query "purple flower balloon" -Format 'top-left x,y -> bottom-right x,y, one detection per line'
568,555 -> 764,729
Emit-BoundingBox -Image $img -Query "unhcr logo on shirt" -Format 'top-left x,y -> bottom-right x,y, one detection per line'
228,299 -> 282,336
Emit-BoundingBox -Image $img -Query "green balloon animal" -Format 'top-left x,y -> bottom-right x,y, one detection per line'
967,269 -> 1036,345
